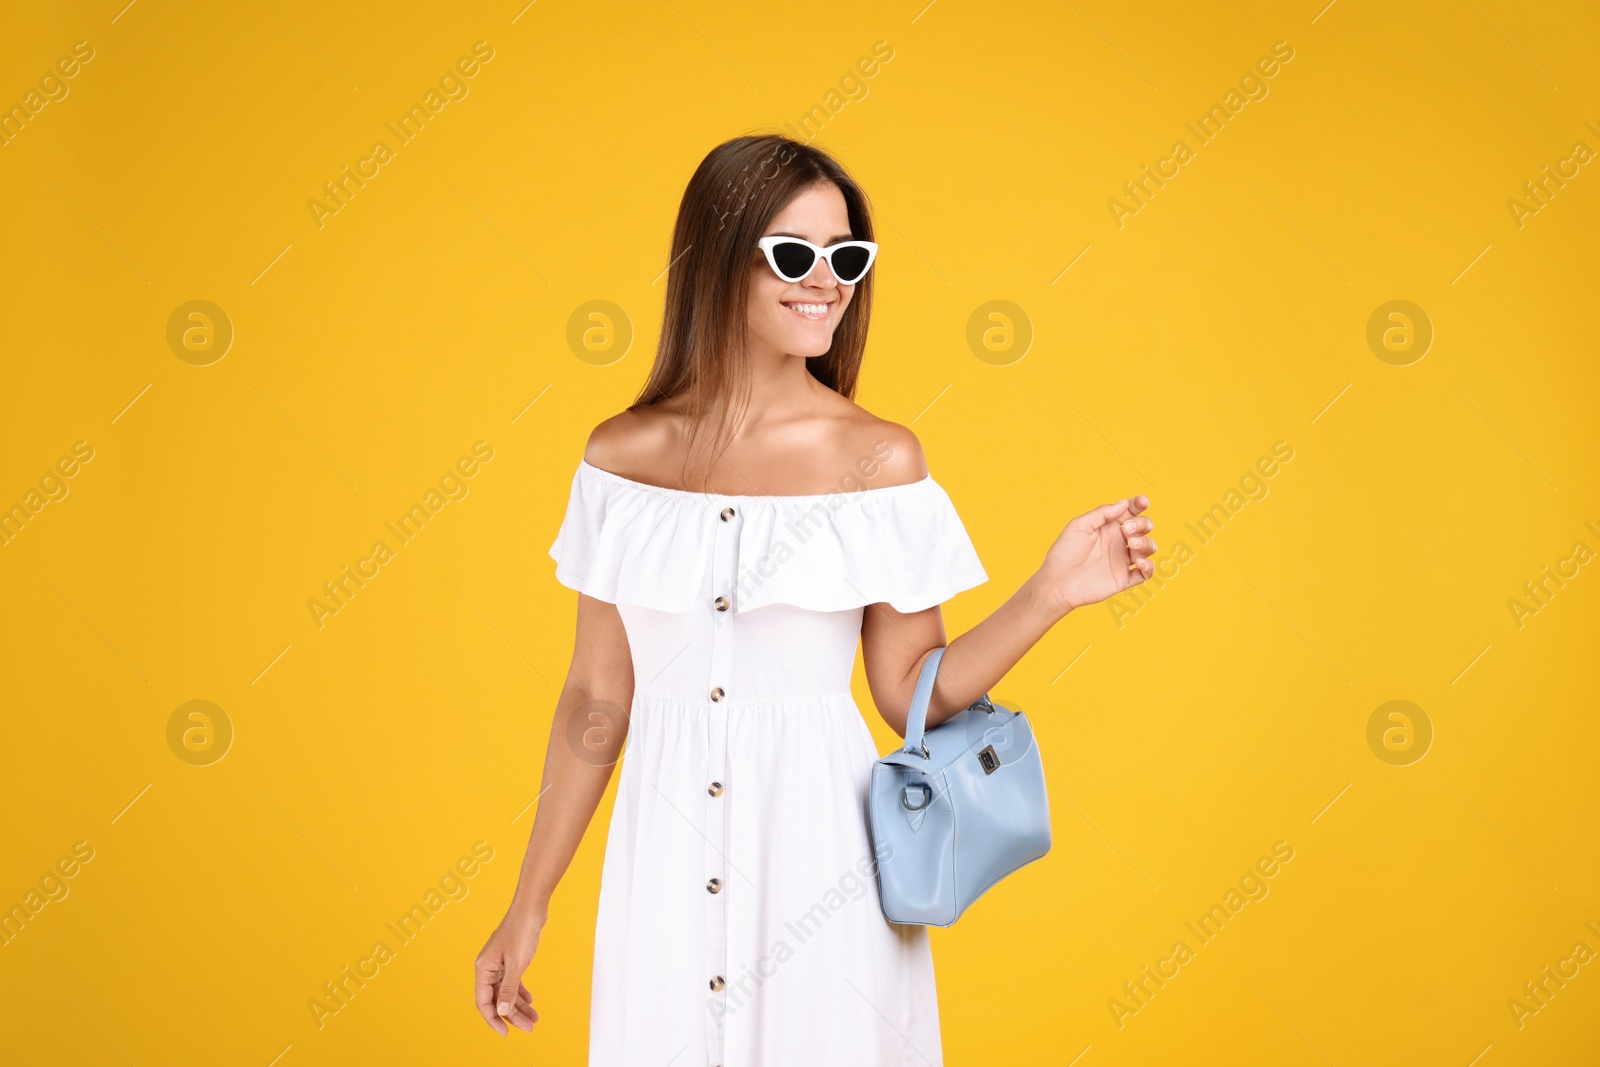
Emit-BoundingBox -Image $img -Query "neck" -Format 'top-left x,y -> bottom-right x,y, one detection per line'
684,344 -> 820,438
740,344 -> 820,423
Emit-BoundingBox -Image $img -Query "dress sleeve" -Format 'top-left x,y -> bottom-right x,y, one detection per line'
546,463 -> 711,611
546,464 -> 605,600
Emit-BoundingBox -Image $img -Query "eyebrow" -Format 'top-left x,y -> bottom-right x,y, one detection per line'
770,230 -> 856,244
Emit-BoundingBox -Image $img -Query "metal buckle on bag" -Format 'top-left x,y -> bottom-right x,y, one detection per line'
902,782 -> 932,810
977,744 -> 1000,775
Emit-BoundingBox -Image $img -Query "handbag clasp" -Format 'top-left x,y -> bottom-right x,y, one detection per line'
977,744 -> 1000,775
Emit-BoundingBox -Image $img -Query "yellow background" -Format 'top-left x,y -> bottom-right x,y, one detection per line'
2,0 -> 1597,1063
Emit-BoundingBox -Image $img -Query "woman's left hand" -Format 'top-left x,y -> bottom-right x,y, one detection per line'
1035,495 -> 1156,614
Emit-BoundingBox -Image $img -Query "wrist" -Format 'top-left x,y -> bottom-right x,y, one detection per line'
1022,570 -> 1074,625
509,889 -> 551,927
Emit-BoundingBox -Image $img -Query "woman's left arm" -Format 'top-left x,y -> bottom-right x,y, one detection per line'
862,494 -> 1156,737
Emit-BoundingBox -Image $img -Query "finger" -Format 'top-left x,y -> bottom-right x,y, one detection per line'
1120,515 -> 1154,538
495,972 -> 527,1022
1083,496 -> 1142,531
507,981 -> 536,1019
1126,536 -> 1157,557
1128,557 -> 1152,581
475,963 -> 509,1035
505,996 -> 538,1033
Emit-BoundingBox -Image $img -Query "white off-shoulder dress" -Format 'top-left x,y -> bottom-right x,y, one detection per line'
547,459 -> 988,1067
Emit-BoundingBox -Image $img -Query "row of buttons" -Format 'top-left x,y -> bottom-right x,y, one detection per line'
712,508 -> 730,704
707,779 -> 725,991
710,503 -> 735,1051
713,505 -> 735,705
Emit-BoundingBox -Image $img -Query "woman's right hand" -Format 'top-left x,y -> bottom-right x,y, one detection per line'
473,909 -> 545,1036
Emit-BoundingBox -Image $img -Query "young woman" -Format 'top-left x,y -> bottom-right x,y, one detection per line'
473,133 -> 1156,1065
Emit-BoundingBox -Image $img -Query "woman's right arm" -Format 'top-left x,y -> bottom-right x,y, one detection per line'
473,591 -> 635,1035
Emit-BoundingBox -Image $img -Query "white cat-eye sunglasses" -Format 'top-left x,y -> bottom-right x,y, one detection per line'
756,235 -> 879,285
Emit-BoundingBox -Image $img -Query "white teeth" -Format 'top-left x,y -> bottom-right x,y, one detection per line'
784,302 -> 829,315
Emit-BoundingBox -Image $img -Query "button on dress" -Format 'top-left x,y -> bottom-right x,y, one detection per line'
548,459 -> 988,1067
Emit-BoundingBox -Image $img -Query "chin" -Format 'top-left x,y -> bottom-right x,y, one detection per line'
756,320 -> 834,360
788,337 -> 834,359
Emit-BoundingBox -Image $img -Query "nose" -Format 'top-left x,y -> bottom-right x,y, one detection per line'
801,257 -> 839,290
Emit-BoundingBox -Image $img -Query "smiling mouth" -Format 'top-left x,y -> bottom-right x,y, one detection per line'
781,301 -> 832,321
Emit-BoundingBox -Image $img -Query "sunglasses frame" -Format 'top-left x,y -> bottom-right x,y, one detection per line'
756,235 -> 879,285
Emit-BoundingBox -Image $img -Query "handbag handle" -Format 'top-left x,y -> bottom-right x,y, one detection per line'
901,647 -> 946,758
901,647 -> 998,760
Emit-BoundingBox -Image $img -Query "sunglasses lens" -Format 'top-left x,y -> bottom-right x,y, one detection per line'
829,245 -> 871,283
769,241 -> 817,280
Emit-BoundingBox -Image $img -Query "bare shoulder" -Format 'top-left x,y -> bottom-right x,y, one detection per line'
839,406 -> 928,489
582,403 -> 682,476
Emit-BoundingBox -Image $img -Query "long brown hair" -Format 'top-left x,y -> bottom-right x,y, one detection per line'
631,132 -> 876,487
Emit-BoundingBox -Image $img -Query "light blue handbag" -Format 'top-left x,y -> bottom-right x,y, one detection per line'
868,646 -> 1052,926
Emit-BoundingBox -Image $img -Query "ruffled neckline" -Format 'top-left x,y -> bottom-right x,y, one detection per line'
549,458 -> 988,613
